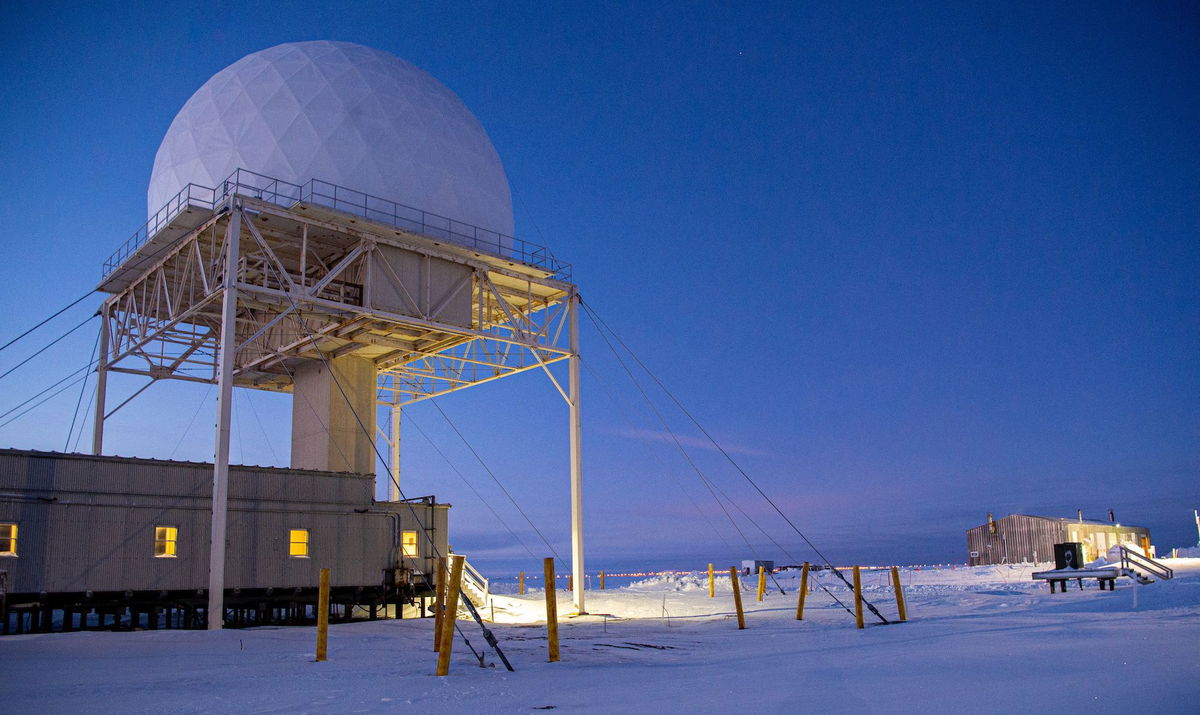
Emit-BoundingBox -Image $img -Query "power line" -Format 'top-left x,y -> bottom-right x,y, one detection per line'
65,326 -> 102,451
0,290 -> 94,354
428,398 -> 567,566
580,302 -> 793,596
69,383 -> 97,453
0,314 -> 96,382
170,385 -> 214,459
0,369 -> 93,430
578,355 -> 732,548
0,359 -> 98,424
243,391 -> 280,465
404,410 -> 540,560
581,298 -> 885,621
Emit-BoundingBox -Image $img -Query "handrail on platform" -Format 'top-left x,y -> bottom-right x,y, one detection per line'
103,168 -> 571,282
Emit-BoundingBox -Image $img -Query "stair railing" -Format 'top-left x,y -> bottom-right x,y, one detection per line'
459,557 -> 490,604
1119,545 -> 1173,581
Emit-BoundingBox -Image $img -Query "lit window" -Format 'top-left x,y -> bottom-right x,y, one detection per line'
0,523 -> 16,556
401,530 -> 419,558
289,529 -> 309,557
154,526 -> 178,558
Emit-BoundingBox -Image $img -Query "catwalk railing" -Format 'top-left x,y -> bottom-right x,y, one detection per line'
103,168 -> 571,282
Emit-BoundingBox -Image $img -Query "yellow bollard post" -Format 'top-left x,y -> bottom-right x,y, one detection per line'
600,570 -> 606,590
891,566 -> 907,622
708,563 -> 715,598
756,565 -> 766,602
435,555 -> 465,676
853,566 -> 864,629
544,557 -> 560,662
729,567 -> 746,629
315,567 -> 330,661
795,562 -> 809,620
518,571 -> 525,595
433,557 -> 447,652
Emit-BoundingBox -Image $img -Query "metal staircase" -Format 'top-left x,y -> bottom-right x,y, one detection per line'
1118,545 -> 1173,584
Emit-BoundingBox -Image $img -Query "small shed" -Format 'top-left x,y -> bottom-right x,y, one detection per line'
966,513 -> 1150,566
741,559 -> 774,574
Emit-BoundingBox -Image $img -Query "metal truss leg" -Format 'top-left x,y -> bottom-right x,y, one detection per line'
208,205 -> 241,630
388,400 -> 401,502
568,292 -> 585,614
91,303 -> 110,455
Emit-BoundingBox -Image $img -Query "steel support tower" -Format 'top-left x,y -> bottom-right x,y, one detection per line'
92,171 -> 587,621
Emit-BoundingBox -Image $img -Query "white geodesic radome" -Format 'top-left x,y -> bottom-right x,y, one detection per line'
148,41 -> 514,237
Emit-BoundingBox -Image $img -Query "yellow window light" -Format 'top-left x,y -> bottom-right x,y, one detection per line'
401,530 -> 419,558
289,529 -> 309,557
0,523 -> 16,557
154,526 -> 178,557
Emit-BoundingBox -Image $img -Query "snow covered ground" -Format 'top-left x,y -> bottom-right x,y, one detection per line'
3,558 -> 1198,713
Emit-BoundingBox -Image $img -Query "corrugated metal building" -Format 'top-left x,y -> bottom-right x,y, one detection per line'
965,513 -> 1150,566
0,449 -> 448,631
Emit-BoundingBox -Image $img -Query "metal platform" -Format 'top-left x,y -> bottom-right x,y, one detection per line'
94,170 -> 577,401
100,168 -> 571,289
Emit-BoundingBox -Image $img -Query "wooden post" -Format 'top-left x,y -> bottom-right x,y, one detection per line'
729,567 -> 746,629
853,566 -> 864,629
433,557 -> 447,651
436,555 -> 465,676
315,568 -> 330,661
568,573 -> 573,592
600,570 -> 606,590
756,565 -> 766,602
708,563 -> 714,598
891,566 -> 907,622
795,562 -> 810,620
544,557 -> 560,662
518,571 -> 525,595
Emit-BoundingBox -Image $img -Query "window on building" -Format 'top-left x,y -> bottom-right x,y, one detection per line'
154,526 -> 178,557
401,530 -> 419,558
0,523 -> 16,556
289,529 -> 309,557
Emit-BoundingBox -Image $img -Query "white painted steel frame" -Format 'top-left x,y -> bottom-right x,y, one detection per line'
208,202 -> 241,628
91,193 -> 586,623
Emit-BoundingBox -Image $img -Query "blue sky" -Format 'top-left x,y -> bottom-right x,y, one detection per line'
0,2 -> 1197,572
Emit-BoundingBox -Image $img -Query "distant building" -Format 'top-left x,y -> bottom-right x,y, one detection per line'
741,559 -> 775,574
966,513 -> 1150,566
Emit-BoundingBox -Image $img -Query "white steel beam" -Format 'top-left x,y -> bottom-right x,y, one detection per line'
568,291 -> 585,614
208,204 -> 241,630
91,303 -> 110,455
389,398 -> 401,502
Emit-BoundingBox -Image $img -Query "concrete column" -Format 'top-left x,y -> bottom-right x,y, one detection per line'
290,355 -> 377,474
